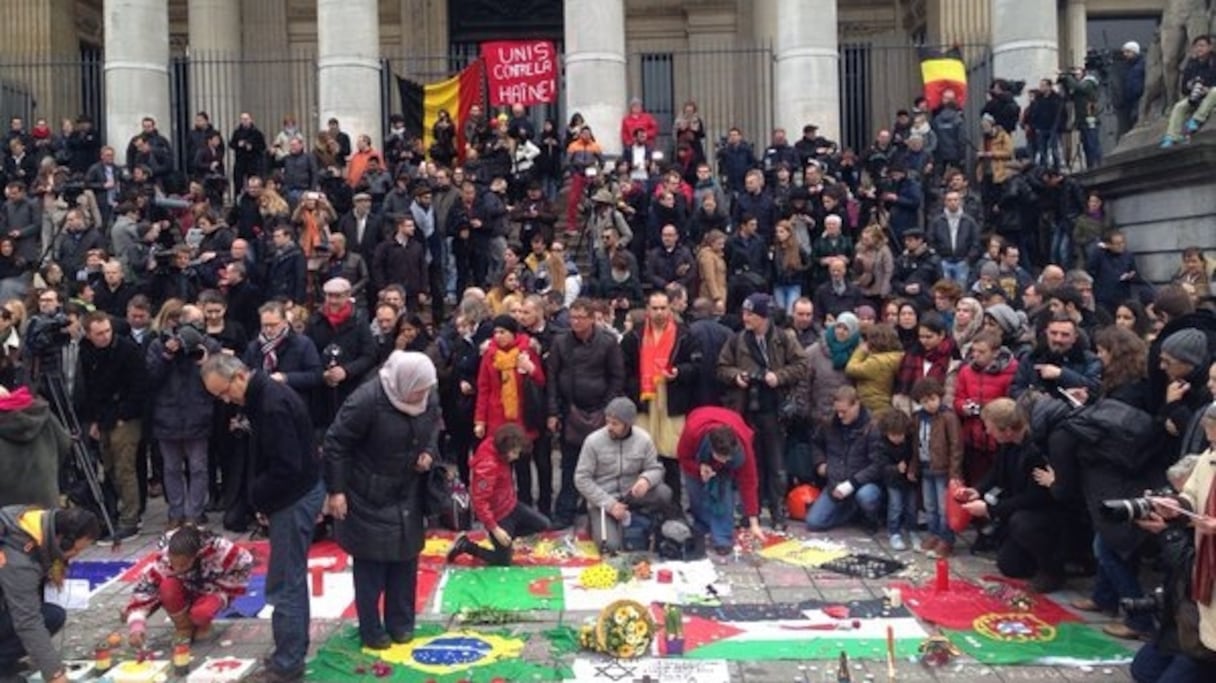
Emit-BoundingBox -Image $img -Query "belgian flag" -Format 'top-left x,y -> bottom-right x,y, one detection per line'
398,60 -> 486,159
919,46 -> 967,110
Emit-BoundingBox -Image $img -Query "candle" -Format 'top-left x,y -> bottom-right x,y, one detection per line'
172,641 -> 192,676
886,624 -> 897,681
94,646 -> 112,672
934,556 -> 950,592
599,506 -> 607,543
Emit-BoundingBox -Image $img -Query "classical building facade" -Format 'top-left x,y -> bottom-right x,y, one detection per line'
0,0 -> 1165,163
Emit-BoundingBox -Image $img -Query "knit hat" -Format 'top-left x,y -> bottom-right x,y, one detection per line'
742,293 -> 772,318
984,303 -> 1021,335
492,314 -> 520,335
1162,328 -> 1209,368
856,304 -> 877,320
835,312 -> 860,339
1123,41 -> 1141,56
979,261 -> 1001,280
605,396 -> 638,426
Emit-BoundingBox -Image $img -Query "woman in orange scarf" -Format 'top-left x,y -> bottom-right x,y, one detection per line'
474,314 -> 545,443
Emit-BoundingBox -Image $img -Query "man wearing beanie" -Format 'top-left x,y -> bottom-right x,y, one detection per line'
717,292 -> 808,529
1160,328 -> 1214,450
573,397 -> 670,552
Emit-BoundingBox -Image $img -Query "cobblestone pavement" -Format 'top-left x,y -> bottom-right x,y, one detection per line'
44,497 -> 1139,682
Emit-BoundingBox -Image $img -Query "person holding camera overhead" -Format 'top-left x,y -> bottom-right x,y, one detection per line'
146,304 -> 221,529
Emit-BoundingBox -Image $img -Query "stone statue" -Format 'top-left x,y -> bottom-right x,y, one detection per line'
1138,0 -> 1213,124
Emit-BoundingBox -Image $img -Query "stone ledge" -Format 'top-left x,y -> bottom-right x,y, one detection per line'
1079,129 -> 1216,198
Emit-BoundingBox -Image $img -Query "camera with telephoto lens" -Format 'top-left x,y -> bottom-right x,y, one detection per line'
1120,586 -> 1165,617
162,324 -> 207,361
1100,487 -> 1175,523
25,312 -> 72,356
322,343 -> 342,369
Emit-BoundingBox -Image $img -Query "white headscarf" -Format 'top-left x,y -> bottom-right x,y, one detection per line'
379,350 -> 437,416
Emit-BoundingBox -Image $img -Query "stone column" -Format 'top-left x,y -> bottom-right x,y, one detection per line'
991,0 -> 1059,98
1066,0 -> 1088,69
317,0 -> 383,148
564,0 -> 627,157
188,0 -> 242,136
105,0 -> 171,165
241,0 -> 292,134
772,0 -> 840,143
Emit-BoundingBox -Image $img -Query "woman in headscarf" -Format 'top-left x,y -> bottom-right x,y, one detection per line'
322,351 -> 440,649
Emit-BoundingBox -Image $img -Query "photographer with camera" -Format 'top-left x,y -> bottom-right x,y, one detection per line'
146,305 -> 221,528
1059,64 -> 1103,168
1162,35 -> 1216,147
79,310 -> 149,542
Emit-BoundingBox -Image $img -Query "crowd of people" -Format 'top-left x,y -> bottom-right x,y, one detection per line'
0,47 -> 1215,680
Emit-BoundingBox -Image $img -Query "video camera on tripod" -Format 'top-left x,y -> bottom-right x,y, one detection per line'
25,310 -> 119,541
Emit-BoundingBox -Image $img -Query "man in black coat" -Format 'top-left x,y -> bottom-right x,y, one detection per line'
242,301 -> 321,405
264,225 -> 307,305
78,311 -> 148,541
890,228 -> 942,310
546,298 -> 625,529
229,112 -> 267,192
338,194 -> 386,275
645,224 -> 696,292
201,354 -> 323,683
304,277 -> 377,430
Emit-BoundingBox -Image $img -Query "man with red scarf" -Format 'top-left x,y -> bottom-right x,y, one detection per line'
303,277 -> 376,430
621,291 -> 701,504
676,406 -> 765,553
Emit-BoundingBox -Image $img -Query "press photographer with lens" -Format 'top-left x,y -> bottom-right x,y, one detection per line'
1128,405 -> 1216,678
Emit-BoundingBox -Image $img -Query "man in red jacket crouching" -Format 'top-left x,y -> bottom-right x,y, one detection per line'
676,407 -> 767,554
446,424 -> 549,566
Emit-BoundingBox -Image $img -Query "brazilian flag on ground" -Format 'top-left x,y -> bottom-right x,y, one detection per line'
439,566 -> 564,614
308,624 -> 571,682
896,579 -> 1135,664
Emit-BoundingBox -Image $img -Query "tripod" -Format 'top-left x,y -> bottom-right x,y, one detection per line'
37,366 -> 118,541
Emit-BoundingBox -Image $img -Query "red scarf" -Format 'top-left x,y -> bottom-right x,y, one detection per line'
639,321 -> 676,402
1195,478 -> 1216,605
0,386 -> 34,412
323,301 -> 353,329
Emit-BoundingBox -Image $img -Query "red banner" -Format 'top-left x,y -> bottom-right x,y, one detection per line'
481,40 -> 558,106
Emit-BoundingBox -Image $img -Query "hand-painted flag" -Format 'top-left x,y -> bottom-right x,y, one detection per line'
897,579 -> 1134,664
920,46 -> 968,110
665,599 -> 928,661
398,61 -> 485,160
309,625 -> 570,682
438,566 -> 563,613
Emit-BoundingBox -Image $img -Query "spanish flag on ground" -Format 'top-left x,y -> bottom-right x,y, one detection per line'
398,60 -> 486,158
919,46 -> 967,110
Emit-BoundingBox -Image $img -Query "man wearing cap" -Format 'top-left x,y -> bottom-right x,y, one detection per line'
588,188 -> 633,258
304,277 -> 376,430
1158,328 -> 1213,446
1119,41 -> 1145,135
881,163 -> 922,240
794,124 -> 833,168
574,396 -> 670,552
717,293 -> 809,529
891,227 -> 942,310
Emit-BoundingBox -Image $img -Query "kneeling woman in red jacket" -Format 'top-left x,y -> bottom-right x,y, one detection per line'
447,423 -> 549,566
676,406 -> 767,553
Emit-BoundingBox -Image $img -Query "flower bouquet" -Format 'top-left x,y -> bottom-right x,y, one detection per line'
585,600 -> 654,659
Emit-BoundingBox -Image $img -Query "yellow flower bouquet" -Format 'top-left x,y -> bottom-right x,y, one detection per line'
595,600 -> 654,659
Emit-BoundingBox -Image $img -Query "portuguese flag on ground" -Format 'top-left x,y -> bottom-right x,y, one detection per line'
438,566 -> 564,614
896,578 -> 1135,664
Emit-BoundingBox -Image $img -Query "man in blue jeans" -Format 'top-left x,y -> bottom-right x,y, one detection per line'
202,354 -> 323,683
676,406 -> 767,554
806,386 -> 884,532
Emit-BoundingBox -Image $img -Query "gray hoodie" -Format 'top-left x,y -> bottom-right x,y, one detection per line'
0,506 -> 66,680
574,425 -> 664,510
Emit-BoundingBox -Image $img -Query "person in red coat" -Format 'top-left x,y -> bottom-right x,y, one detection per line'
475,314 -> 546,498
676,406 -> 766,553
446,424 -> 549,566
952,329 -> 1018,484
620,98 -> 660,149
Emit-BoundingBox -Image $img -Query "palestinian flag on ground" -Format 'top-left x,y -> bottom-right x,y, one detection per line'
665,599 -> 927,661
920,45 -> 967,110
398,61 -> 485,159
309,624 -> 570,682
438,566 -> 564,614
896,579 -> 1135,664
